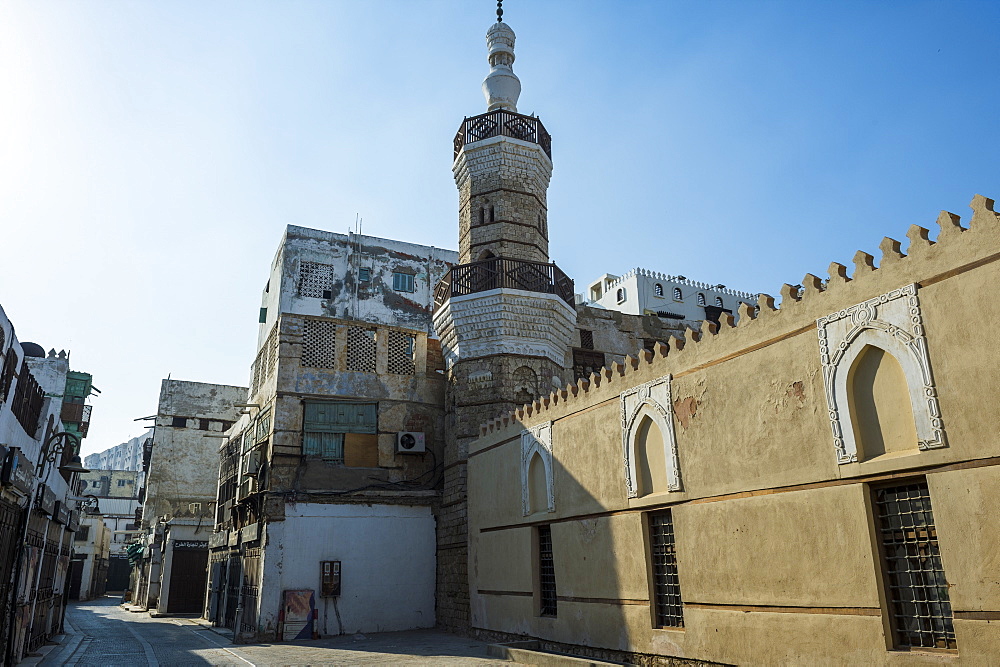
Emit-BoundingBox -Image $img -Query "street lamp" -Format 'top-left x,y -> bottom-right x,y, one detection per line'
40,431 -> 89,477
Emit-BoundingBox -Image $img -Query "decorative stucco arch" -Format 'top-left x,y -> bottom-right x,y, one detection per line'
818,283 -> 946,463
620,375 -> 682,497
521,421 -> 554,516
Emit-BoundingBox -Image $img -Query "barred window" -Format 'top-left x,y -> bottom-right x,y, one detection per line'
715,296 -> 724,307
873,481 -> 956,650
649,510 -> 684,628
673,287 -> 682,301
654,283 -> 663,297
696,293 -> 706,306
387,331 -> 416,375
302,319 -> 338,369
358,267 -> 371,283
537,525 -> 557,617
298,261 -> 335,298
578,329 -> 594,350
347,327 -> 377,372
392,271 -> 415,293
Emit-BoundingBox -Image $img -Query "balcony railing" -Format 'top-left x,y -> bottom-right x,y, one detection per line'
454,109 -> 552,160
434,257 -> 574,310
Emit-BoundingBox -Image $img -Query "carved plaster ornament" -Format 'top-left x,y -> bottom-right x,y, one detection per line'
520,421 -> 554,516
817,283 -> 946,464
620,375 -> 682,497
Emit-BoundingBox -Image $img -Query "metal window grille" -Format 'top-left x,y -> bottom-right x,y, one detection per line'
673,287 -> 683,301
649,510 -> 684,628
387,331 -> 416,375
697,293 -> 706,306
302,319 -> 337,369
579,329 -> 594,350
347,327 -> 377,372
538,525 -> 557,617
654,283 -> 663,297
298,261 -> 335,298
874,481 -> 957,650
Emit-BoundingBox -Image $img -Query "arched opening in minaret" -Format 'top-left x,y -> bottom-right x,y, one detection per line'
477,250 -> 496,262
488,203 -> 495,223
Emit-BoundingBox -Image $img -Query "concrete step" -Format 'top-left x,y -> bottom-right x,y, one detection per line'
488,641 -> 625,666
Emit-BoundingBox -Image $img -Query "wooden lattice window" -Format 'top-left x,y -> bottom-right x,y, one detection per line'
303,402 -> 376,463
387,331 -> 416,375
578,329 -> 594,350
298,261 -> 335,298
346,327 -> 377,372
302,320 -> 338,369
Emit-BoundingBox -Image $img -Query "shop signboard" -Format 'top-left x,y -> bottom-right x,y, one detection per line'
174,540 -> 208,551
2,447 -> 35,496
37,485 -> 57,516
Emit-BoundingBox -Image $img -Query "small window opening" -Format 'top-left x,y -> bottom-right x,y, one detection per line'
715,296 -> 724,307
392,272 -> 415,293
697,293 -> 706,306
654,284 -> 663,297
359,268 -> 371,283
673,287 -> 683,301
537,525 -> 557,617
171,417 -> 187,428
616,288 -> 626,304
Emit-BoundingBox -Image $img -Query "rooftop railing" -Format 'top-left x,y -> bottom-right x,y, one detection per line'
454,109 -> 552,160
434,256 -> 574,311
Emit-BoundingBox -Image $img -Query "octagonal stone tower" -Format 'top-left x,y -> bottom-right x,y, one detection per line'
432,14 -> 577,630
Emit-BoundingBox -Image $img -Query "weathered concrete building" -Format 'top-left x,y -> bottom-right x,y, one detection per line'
132,379 -> 245,616
0,309 -> 87,664
206,227 -> 456,640
69,506 -> 110,601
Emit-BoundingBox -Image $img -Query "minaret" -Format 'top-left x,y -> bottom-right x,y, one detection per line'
432,2 -> 577,630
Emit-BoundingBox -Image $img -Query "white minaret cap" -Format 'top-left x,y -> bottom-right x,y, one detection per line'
482,21 -> 521,112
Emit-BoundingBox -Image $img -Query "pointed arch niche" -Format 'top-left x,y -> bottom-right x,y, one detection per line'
521,421 -> 554,516
817,284 -> 946,464
620,375 -> 682,497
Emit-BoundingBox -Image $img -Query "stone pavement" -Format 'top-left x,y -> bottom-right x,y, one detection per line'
38,596 -> 510,666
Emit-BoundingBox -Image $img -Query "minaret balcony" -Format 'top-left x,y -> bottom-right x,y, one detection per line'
434,256 -> 574,312
454,109 -> 551,160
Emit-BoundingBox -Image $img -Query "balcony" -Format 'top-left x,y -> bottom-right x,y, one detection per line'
60,403 -> 92,436
454,109 -> 551,160
434,257 -> 574,311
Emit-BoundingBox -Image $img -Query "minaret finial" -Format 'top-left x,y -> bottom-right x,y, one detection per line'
482,7 -> 519,111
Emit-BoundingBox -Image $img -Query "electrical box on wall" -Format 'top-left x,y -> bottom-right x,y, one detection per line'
396,431 -> 426,454
320,560 -> 341,597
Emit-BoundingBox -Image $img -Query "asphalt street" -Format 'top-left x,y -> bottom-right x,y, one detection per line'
39,596 -> 507,666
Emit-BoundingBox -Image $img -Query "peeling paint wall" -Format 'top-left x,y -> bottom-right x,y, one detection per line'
256,226 -> 457,351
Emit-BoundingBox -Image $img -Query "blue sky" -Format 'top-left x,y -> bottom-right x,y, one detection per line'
1,1 -> 998,456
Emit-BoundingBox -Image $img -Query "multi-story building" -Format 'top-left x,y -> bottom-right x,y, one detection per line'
131,379 -> 245,616
206,227 -> 456,640
0,307 -> 88,664
84,429 -> 150,473
586,269 -> 758,323
80,469 -> 141,499
77,468 -> 143,593
69,506 -> 110,601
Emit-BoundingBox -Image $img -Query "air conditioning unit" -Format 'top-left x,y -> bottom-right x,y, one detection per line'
396,431 -> 426,454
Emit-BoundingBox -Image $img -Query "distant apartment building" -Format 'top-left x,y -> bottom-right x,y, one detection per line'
84,428 -> 151,472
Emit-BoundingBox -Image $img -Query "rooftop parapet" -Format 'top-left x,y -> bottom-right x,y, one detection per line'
607,268 -> 759,301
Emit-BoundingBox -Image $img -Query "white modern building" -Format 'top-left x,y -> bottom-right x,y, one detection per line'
586,268 -> 758,322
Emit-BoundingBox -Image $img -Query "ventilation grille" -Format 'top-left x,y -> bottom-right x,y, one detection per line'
302,319 -> 337,369
347,326 -> 377,372
387,331 -> 416,375
299,261 -> 335,298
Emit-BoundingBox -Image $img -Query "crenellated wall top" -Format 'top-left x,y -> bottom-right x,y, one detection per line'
476,194 -> 1000,439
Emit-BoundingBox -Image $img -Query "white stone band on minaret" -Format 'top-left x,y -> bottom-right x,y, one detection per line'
483,21 -> 520,112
